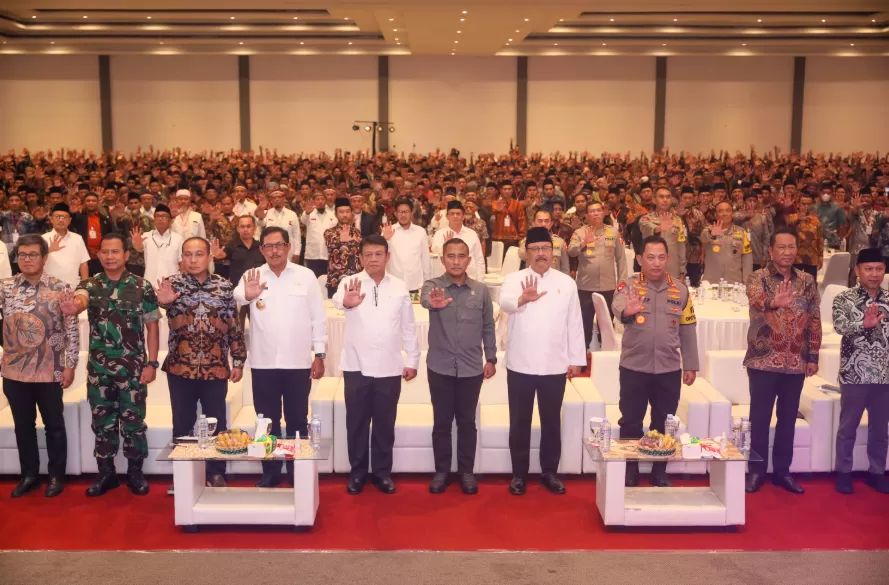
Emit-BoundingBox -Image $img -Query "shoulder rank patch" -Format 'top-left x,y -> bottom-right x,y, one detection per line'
680,296 -> 697,325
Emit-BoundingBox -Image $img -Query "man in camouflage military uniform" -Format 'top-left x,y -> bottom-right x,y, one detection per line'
118,193 -> 155,277
785,193 -> 824,280
702,201 -> 753,284
62,233 -> 161,496
567,201 -> 628,350
639,186 -> 687,281
518,208 -> 570,275
612,235 -> 699,488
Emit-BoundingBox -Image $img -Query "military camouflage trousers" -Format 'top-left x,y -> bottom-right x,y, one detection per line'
88,373 -> 148,460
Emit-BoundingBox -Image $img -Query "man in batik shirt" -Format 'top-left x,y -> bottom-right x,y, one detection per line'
324,198 -> 363,299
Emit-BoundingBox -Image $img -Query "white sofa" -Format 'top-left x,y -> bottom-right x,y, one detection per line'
819,347 -> 889,471
476,352 -> 584,475
226,365 -> 336,474
0,351 -> 88,476
334,351 -> 450,474
704,350 -> 833,473
583,351 -> 712,474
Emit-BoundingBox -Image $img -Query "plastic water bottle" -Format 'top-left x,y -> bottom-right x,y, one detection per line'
665,415 -> 678,439
254,413 -> 265,438
309,414 -> 322,449
719,278 -> 726,300
600,420 -> 611,453
741,416 -> 752,454
731,417 -> 742,448
197,414 -> 209,449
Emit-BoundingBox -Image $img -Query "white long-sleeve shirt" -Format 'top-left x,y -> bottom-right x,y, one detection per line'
233,262 -> 326,369
300,208 -> 337,260
171,210 -> 206,240
261,207 -> 302,258
140,229 -> 184,286
233,198 -> 257,218
431,225 -> 485,282
331,270 -> 420,377
0,241 -> 11,280
387,223 -> 431,291
500,267 -> 587,375
42,230 -> 90,285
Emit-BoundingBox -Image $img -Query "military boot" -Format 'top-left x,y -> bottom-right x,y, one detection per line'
126,459 -> 150,495
86,458 -> 120,497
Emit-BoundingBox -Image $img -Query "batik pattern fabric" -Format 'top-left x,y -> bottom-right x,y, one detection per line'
324,224 -> 363,290
681,208 -> 708,265
785,214 -> 824,266
160,272 -> 246,380
832,285 -> 889,385
0,272 -> 79,383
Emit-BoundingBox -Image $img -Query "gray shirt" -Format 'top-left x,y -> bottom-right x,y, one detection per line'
421,273 -> 497,377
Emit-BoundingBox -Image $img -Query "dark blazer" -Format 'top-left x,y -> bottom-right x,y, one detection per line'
70,212 -> 115,242
356,212 -> 379,237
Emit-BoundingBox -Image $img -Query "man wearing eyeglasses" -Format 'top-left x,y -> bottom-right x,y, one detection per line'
333,234 -> 420,495
130,204 -> 184,287
383,198 -> 430,294
41,203 -> 90,286
234,226 -> 327,488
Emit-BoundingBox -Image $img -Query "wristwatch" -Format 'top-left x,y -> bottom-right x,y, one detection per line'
147,360 -> 160,369
314,353 -> 326,359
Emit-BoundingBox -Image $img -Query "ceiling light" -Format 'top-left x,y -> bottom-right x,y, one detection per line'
239,41 -> 243,45
393,28 -> 398,32
554,43 -> 558,46
389,18 -> 394,21
757,19 -> 762,22
821,19 -> 826,23
742,43 -> 747,46
673,18 -> 678,22
662,43 -> 667,46
50,41 -> 54,44
610,18 -> 614,22
394,37 -> 399,40
293,17 -> 299,20
396,42 -> 400,45
31,16 -> 36,19
159,41 -> 164,45
300,41 -> 304,45
872,19 -> 877,23
602,43 -> 606,46
230,16 -> 235,20
515,29 -> 519,32
147,16 -> 152,20
344,17 -> 349,20
508,38 -> 513,41
559,18 -> 564,22
850,43 -> 855,46
462,11 -> 468,14
460,18 -> 465,22
524,18 -> 529,22
457,30 -> 461,33
506,43 -> 510,45
454,40 -> 458,43
82,16 -> 88,19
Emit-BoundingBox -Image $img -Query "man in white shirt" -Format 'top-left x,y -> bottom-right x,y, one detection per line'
332,234 -> 420,495
255,189 -> 301,264
0,240 -> 11,279
351,192 -> 378,238
232,184 -> 257,218
139,192 -> 156,218
41,203 -> 90,286
132,205 -> 184,286
431,201 -> 485,282
171,189 -> 206,240
499,227 -> 586,496
234,226 -> 326,488
384,198 -> 431,293
300,191 -> 337,278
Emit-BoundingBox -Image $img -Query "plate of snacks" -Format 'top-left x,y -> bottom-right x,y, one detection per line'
215,429 -> 251,455
636,430 -> 676,457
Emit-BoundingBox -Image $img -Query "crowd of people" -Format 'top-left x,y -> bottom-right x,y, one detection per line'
1,146 -> 887,500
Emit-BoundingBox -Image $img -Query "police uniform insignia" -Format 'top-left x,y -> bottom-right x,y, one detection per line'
616,282 -> 626,293
585,248 -> 594,257
671,319 -> 677,326
671,307 -> 680,313
668,294 -> 680,299
256,300 -> 266,310
635,315 -> 646,325
712,245 -> 721,253
471,289 -> 476,295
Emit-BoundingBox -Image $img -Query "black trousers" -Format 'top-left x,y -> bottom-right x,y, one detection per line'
2,379 -> 67,478
507,369 -> 566,477
686,263 -> 703,287
252,368 -> 311,476
305,259 -> 327,278
793,263 -> 818,281
168,373 -> 227,477
428,370 -> 483,473
579,289 -> 614,349
618,367 -> 681,473
747,368 -> 804,476
344,371 -> 401,480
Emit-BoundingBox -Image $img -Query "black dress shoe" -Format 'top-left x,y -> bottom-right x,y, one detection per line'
864,472 -> 889,494
540,472 -> 566,494
372,475 -> 397,494
428,472 -> 449,494
459,473 -> 478,495
256,473 -> 282,488
44,476 -> 64,498
835,472 -> 854,495
625,463 -> 640,487
86,459 -> 120,497
126,460 -> 150,496
745,472 -> 765,493
772,474 -> 804,494
207,474 -> 226,488
346,477 -> 365,495
508,476 -> 526,495
10,476 -> 40,498
650,469 -> 673,488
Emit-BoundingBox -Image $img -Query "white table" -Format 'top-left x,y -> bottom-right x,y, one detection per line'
162,440 -> 330,533
692,298 -> 750,369
587,439 -> 751,528
324,300 -> 501,375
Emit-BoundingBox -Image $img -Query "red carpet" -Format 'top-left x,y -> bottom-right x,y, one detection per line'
1,474 -> 888,551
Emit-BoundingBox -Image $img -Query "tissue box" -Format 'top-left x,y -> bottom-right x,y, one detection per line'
247,442 -> 267,458
680,434 -> 702,459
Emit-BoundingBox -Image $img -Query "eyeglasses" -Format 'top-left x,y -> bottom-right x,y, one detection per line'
526,246 -> 553,254
261,242 -> 289,251
17,252 -> 43,261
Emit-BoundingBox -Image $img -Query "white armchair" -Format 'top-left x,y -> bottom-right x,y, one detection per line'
0,350 -> 87,476
333,352 -> 443,474
476,352 -> 584,474
586,351 -> 711,474
226,364 -> 336,474
703,350 -> 833,473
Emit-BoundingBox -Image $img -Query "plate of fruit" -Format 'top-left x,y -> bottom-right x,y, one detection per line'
636,431 -> 677,457
215,429 -> 251,455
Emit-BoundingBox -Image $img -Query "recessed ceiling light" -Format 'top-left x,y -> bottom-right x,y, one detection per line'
559,18 -> 564,22
673,18 -> 678,22
50,41 -> 54,44
457,30 -> 461,33
396,42 -> 400,45
300,41 -> 304,45
506,43 -> 510,45
82,16 -> 88,19
230,16 -> 235,20
610,18 -> 614,22
239,41 -> 243,45
454,40 -> 458,43
554,43 -> 558,46
394,38 -> 399,41
344,17 -> 349,20
159,41 -> 164,45
742,43 -> 747,46
524,18 -> 529,22
757,19 -> 762,22
515,29 -> 519,32
348,42 -> 352,45
393,28 -> 398,32
662,43 -> 667,46
462,11 -> 468,15
31,15 -> 36,19
293,17 -> 298,20
508,38 -> 513,41
821,19 -> 826,23
850,43 -> 855,46
389,18 -> 394,21
602,43 -> 606,46
147,16 -> 152,20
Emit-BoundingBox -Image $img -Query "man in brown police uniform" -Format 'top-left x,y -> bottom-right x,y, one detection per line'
639,187 -> 687,281
702,200 -> 753,284
612,235 -> 699,488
